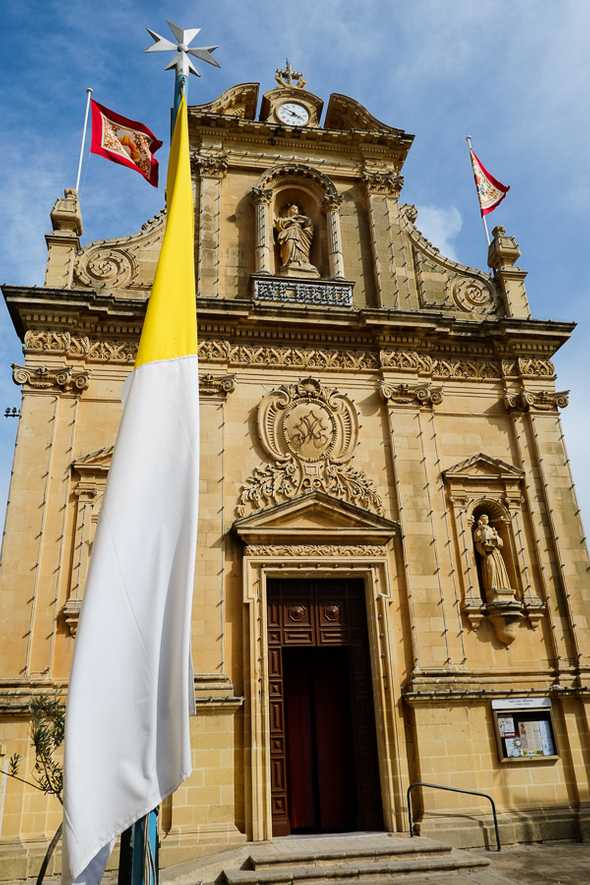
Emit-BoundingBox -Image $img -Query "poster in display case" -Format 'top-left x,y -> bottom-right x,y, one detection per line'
491,698 -> 558,762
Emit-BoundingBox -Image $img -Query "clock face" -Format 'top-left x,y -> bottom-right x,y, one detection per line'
277,102 -> 310,126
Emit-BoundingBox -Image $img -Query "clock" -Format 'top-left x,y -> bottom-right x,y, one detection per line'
277,102 -> 310,127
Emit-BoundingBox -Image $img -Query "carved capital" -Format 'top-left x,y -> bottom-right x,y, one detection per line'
379,381 -> 442,407
250,186 -> 273,205
362,170 -> 404,198
322,193 -> 343,211
12,364 -> 89,393
199,373 -> 235,399
190,152 -> 228,179
504,390 -> 569,412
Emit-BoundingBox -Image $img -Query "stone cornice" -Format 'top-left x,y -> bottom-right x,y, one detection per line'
2,288 -> 574,377
189,111 -> 411,159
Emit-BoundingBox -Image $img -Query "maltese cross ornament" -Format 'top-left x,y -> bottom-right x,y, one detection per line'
145,20 -> 221,78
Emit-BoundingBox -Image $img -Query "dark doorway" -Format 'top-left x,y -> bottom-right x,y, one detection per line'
267,579 -> 383,836
283,646 -> 355,832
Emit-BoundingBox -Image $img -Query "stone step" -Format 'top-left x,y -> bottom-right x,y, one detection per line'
221,852 -> 490,884
247,837 -> 452,870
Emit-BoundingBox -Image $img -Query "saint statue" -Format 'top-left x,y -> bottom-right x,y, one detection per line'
274,204 -> 319,277
473,514 -> 514,603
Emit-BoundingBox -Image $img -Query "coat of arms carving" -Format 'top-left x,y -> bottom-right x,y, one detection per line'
236,377 -> 383,516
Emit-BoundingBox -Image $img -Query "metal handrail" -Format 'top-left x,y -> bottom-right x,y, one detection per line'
407,781 -> 501,851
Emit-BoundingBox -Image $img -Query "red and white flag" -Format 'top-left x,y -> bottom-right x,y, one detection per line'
469,146 -> 510,216
90,100 -> 162,187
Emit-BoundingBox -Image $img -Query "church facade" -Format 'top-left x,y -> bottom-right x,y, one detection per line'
1,67 -> 590,876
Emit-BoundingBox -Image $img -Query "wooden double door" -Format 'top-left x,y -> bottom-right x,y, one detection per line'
267,579 -> 383,835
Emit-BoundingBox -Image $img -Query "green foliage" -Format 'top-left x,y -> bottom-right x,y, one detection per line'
8,694 -> 65,804
29,695 -> 65,803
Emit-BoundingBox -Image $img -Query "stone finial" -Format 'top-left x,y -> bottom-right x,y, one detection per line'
45,189 -> 83,288
487,225 -> 520,272
486,224 -> 531,320
49,188 -> 83,236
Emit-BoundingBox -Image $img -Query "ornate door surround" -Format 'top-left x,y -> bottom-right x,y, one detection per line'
234,490 -> 404,842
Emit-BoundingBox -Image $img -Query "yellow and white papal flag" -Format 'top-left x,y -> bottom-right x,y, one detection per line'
62,95 -> 198,885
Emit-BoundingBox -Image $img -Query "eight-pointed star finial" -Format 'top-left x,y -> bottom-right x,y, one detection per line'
145,20 -> 221,78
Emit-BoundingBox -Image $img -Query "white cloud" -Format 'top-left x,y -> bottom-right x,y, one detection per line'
414,205 -> 463,260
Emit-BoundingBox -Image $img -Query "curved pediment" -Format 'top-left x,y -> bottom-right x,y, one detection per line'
324,93 -> 410,138
401,204 -> 502,318
190,82 -> 260,120
234,491 -> 398,545
73,211 -> 164,295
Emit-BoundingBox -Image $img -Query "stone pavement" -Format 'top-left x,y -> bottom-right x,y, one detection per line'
467,842 -> 590,884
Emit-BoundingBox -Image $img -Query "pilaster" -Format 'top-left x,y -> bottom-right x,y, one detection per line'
362,171 -> 403,308
191,152 -> 228,298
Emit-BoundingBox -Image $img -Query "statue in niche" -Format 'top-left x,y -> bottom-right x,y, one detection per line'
274,204 -> 319,277
473,514 -> 515,603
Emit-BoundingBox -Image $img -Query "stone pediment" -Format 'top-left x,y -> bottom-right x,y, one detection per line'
233,491 -> 398,545
73,211 -> 165,294
443,453 -> 523,482
72,446 -> 113,476
190,82 -> 259,120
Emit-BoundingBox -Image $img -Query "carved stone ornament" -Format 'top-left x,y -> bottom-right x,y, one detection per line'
379,381 -> 442,407
199,373 -> 235,398
237,377 -> 383,517
504,389 -> 569,412
22,331 -> 560,383
401,204 -> 500,317
74,210 -> 164,291
190,151 -> 229,179
245,544 -> 384,557
362,170 -> 404,198
12,364 -> 89,392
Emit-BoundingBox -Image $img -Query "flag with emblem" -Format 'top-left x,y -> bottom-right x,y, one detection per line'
468,144 -> 510,216
90,99 -> 162,186
62,94 -> 198,884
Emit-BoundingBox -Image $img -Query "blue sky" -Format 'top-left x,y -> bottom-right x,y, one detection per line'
1,0 -> 589,531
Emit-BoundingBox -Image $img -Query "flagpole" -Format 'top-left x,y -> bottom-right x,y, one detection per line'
466,136 -> 491,248
75,87 -> 93,192
115,22 -> 220,885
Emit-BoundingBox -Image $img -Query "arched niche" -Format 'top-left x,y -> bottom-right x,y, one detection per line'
250,163 -> 344,280
468,497 -> 520,605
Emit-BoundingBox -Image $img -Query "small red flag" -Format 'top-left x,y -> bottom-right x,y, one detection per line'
90,100 -> 162,187
469,147 -> 510,217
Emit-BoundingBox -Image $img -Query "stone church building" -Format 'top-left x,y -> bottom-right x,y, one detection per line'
1,67 -> 590,876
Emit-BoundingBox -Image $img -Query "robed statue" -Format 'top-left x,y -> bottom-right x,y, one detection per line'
473,514 -> 514,603
274,204 -> 319,277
